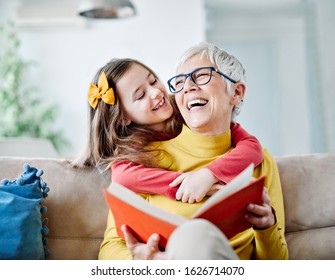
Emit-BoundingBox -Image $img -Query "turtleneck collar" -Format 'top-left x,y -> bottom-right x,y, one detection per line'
171,125 -> 232,158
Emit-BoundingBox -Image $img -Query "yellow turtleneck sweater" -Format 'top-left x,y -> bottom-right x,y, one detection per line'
99,125 -> 288,260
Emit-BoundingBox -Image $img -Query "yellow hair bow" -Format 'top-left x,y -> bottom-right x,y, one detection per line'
88,71 -> 115,109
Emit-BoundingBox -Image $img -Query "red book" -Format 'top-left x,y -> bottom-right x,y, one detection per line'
104,164 -> 264,249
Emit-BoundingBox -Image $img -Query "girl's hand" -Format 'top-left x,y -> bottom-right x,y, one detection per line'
121,225 -> 166,260
169,168 -> 219,203
206,183 -> 223,196
245,187 -> 276,229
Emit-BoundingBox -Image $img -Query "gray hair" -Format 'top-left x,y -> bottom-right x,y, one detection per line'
176,42 -> 246,120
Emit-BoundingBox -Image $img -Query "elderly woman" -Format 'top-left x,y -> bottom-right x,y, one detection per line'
99,42 -> 288,260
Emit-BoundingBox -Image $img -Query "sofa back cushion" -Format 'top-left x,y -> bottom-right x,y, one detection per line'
0,157 -> 110,260
276,153 -> 335,259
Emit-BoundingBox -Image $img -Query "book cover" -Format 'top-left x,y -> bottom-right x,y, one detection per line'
104,164 -> 264,249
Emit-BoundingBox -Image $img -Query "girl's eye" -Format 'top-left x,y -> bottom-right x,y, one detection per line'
148,74 -> 157,85
136,92 -> 145,100
150,78 -> 157,85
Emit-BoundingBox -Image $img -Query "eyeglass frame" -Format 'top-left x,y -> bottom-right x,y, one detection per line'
167,66 -> 238,94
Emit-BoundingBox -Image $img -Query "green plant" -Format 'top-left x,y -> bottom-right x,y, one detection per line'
0,21 -> 69,153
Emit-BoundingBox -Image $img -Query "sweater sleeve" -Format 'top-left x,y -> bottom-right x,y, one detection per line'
98,210 -> 132,260
252,149 -> 288,260
111,161 -> 181,199
253,219 -> 288,259
206,122 -> 263,184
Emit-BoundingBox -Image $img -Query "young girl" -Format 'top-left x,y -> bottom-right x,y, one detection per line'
78,58 -> 263,203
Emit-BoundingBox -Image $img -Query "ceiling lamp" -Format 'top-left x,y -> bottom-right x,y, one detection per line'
78,0 -> 136,19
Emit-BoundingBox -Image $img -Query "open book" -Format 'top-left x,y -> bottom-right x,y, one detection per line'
104,164 -> 265,249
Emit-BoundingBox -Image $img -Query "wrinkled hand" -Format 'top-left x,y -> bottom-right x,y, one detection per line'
121,225 -> 166,260
169,168 -> 218,203
245,187 -> 276,229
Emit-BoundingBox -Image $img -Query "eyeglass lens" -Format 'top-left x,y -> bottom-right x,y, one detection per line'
171,68 -> 213,93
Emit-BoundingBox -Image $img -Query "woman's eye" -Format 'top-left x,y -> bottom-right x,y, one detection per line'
195,72 -> 209,78
175,78 -> 184,86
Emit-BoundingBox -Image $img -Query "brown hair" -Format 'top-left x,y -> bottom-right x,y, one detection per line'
74,58 -> 181,171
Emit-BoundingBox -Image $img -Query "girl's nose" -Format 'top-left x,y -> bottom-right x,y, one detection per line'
151,88 -> 162,99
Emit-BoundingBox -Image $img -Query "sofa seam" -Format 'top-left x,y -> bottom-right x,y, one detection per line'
47,236 -> 103,241
286,225 -> 335,236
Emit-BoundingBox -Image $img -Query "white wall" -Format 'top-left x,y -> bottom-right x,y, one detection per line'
0,0 -> 206,157
2,0 -> 334,158
316,0 -> 335,152
206,1 -> 334,156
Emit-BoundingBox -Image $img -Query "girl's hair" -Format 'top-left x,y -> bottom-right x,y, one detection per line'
176,42 -> 247,120
74,58 -> 181,171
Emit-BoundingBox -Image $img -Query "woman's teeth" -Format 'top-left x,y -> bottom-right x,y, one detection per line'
187,99 -> 208,110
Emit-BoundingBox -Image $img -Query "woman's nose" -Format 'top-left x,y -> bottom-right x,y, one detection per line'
183,77 -> 198,93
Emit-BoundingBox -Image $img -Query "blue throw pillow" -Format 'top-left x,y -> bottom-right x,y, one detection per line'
0,164 -> 50,260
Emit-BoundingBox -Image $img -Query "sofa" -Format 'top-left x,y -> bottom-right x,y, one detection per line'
0,153 -> 334,260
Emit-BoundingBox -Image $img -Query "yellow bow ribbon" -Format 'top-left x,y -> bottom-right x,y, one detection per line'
88,71 -> 115,109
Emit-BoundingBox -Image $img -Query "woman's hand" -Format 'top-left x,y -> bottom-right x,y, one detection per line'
121,225 -> 166,260
169,168 -> 218,203
245,187 -> 276,229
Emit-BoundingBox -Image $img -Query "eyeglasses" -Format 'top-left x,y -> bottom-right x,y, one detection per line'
167,66 -> 237,94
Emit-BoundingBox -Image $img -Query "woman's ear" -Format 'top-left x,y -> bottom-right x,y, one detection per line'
230,83 -> 246,105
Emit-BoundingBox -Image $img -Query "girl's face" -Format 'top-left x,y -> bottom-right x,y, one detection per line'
116,63 -> 173,132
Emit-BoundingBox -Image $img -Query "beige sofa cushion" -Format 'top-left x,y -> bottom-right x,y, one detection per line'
0,157 -> 110,260
276,153 -> 335,259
